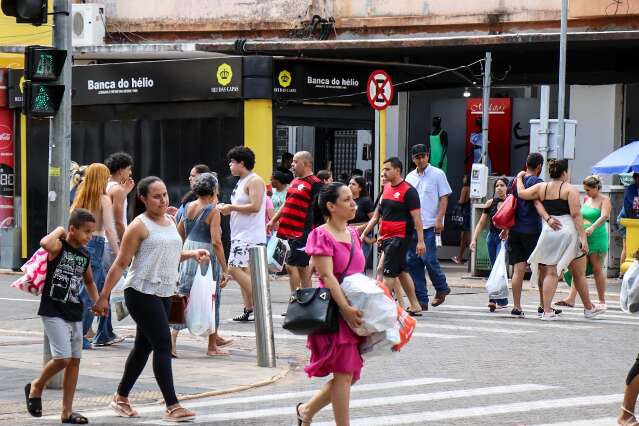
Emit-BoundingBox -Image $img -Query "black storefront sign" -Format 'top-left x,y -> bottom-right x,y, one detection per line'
8,69 -> 24,108
273,60 -> 408,106
73,57 -> 242,105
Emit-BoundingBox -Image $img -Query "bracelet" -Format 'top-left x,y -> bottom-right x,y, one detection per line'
545,216 -> 552,223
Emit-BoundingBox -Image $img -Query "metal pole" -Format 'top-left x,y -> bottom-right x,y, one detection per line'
248,246 -> 276,368
556,0 -> 568,160
539,85 -> 551,180
44,0 -> 72,390
481,52 -> 492,166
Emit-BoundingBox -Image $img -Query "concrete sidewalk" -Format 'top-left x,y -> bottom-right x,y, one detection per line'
0,328 -> 294,422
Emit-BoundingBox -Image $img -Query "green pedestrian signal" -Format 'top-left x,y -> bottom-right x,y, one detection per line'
22,45 -> 67,118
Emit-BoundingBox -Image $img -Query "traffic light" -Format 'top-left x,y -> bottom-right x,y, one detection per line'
23,45 -> 66,118
1,0 -> 48,25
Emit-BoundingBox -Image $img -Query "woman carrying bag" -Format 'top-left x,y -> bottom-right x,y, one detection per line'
295,182 -> 364,426
170,173 -> 231,357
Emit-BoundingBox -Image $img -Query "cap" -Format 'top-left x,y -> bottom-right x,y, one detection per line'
411,144 -> 428,157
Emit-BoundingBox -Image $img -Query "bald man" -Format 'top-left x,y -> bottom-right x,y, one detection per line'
267,152 -> 324,302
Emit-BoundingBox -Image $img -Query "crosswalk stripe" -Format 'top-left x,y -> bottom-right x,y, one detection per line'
65,377 -> 459,419
0,296 -> 39,303
312,393 -> 622,426
433,316 -> 598,330
137,384 -> 554,424
532,418 -> 619,426
437,304 -> 638,322
520,304 -> 634,320
425,310 -> 598,328
266,316 -> 532,335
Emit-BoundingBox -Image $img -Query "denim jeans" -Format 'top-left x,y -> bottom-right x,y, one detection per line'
406,228 -> 449,305
486,231 -> 508,306
82,236 -> 116,345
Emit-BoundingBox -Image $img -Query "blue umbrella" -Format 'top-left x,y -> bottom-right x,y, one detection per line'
592,140 -> 639,175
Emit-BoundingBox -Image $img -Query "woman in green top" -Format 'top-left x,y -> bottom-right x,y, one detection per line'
557,175 -> 611,307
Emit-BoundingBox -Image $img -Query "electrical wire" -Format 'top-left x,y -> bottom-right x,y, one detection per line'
606,0 -> 630,15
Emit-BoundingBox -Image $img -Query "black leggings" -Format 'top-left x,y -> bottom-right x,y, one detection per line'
117,288 -> 178,406
627,353 -> 639,386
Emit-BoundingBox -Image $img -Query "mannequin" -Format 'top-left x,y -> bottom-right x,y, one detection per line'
429,116 -> 448,172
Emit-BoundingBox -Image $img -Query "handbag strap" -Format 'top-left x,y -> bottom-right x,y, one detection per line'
336,229 -> 355,283
185,202 -> 213,240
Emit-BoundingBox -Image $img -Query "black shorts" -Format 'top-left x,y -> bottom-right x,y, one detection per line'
381,237 -> 408,278
285,235 -> 310,268
507,230 -> 540,265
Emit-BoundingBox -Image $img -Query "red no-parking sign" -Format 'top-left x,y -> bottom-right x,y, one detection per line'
367,70 -> 394,110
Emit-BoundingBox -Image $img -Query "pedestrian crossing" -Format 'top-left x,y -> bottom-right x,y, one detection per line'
112,377 -> 621,425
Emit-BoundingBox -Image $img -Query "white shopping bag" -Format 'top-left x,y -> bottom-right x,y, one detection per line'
359,326 -> 401,358
267,237 -> 289,273
621,260 -> 639,314
186,263 -> 217,336
341,273 -> 397,336
110,277 -> 129,321
485,242 -> 509,300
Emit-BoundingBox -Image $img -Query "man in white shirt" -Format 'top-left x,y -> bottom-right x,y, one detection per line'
405,144 -> 452,309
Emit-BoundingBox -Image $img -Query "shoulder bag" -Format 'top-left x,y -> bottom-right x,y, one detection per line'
492,179 -> 517,230
283,229 -> 355,335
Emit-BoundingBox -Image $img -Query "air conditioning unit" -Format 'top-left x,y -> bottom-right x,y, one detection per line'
72,4 -> 106,47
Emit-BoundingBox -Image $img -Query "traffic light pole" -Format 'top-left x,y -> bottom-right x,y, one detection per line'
44,0 -> 72,390
47,0 -> 71,230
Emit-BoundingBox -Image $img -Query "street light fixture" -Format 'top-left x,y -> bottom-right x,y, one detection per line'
463,88 -> 471,98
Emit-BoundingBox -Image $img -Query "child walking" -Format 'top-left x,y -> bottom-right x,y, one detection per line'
25,208 -> 103,424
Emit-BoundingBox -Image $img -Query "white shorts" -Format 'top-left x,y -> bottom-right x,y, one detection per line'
41,316 -> 83,359
228,240 -> 260,268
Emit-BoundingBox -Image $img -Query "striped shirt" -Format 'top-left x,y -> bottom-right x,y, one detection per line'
277,175 -> 323,239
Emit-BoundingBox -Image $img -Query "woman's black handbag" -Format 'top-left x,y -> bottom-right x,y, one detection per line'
282,231 -> 355,336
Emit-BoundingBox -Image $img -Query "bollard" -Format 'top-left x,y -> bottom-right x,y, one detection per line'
248,246 -> 276,368
43,334 -> 62,389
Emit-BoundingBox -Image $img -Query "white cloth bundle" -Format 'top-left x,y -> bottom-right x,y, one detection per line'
341,273 -> 398,336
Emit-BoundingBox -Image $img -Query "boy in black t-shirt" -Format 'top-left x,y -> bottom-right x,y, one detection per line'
25,209 -> 102,424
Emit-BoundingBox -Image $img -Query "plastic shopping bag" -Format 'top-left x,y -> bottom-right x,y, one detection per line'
393,306 -> 417,351
11,248 -> 48,296
267,237 -> 289,273
485,242 -> 509,300
621,260 -> 639,314
110,277 -> 129,321
359,326 -> 401,359
342,273 -> 397,336
186,263 -> 217,336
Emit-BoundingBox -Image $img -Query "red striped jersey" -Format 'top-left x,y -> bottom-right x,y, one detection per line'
277,175 -> 323,239
379,180 -> 421,240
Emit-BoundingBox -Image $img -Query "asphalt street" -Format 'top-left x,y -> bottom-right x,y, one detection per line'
0,270 -> 635,426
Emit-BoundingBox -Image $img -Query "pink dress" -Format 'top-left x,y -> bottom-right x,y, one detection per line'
304,225 -> 366,381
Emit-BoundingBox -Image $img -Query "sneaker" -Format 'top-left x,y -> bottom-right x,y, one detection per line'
537,306 -> 562,317
511,308 -> 525,318
233,309 -> 254,322
584,303 -> 607,319
541,312 -> 560,321
488,301 -> 497,312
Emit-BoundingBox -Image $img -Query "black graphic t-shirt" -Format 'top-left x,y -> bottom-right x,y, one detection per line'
38,239 -> 90,322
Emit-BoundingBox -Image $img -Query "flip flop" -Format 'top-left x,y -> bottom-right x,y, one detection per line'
554,300 -> 574,308
62,412 -> 88,424
406,309 -> 423,317
206,349 -> 230,357
24,383 -> 42,418
216,338 -> 234,348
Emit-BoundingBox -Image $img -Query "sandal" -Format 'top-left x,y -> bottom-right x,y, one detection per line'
24,383 -> 42,417
296,402 -> 311,426
554,300 -> 574,308
206,349 -> 230,357
62,412 -> 88,424
406,308 -> 423,317
164,406 -> 195,423
620,407 -> 639,426
110,394 -> 139,418
216,337 -> 234,347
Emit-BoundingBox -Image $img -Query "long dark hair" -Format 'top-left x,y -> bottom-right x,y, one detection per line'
351,175 -> 367,197
318,182 -> 346,218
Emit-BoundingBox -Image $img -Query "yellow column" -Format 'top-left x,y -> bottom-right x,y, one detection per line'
379,109 -> 387,172
621,218 -> 639,275
243,99 -> 273,181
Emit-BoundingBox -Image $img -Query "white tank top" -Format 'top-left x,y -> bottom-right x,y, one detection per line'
230,173 -> 266,244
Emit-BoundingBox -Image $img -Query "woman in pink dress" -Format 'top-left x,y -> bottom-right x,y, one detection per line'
295,182 -> 365,426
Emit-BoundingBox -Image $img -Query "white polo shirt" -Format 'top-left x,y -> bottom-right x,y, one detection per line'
405,165 -> 452,229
